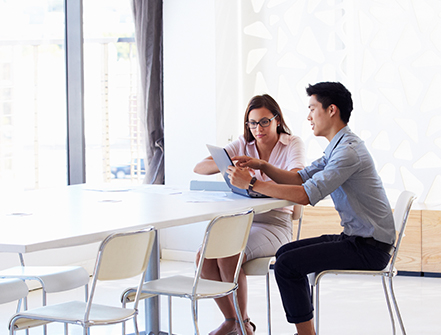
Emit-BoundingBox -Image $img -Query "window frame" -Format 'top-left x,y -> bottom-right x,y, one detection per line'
66,0 -> 86,185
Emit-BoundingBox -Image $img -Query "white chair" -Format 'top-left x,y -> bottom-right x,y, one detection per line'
242,205 -> 304,335
0,278 -> 29,311
9,227 -> 156,335
0,259 -> 90,305
308,190 -> 416,335
121,208 -> 254,335
0,253 -> 90,335
0,253 -> 90,306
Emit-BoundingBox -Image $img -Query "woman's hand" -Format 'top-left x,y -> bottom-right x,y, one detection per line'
232,155 -> 265,171
226,165 -> 252,189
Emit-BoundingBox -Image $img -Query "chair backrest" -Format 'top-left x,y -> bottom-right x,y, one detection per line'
390,191 -> 416,267
202,209 -> 254,259
0,279 -> 28,305
195,209 -> 254,290
84,227 -> 156,319
95,227 -> 156,281
292,204 -> 304,221
292,205 -> 304,241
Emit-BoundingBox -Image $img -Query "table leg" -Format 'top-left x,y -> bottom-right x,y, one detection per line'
145,231 -> 160,335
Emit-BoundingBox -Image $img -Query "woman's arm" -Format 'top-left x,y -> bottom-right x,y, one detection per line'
193,156 -> 219,175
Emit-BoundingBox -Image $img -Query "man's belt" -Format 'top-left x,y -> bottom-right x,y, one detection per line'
362,237 -> 395,256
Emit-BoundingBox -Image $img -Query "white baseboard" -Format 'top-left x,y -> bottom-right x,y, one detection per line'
161,249 -> 196,263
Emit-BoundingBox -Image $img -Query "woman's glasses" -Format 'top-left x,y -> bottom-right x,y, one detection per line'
246,114 -> 277,129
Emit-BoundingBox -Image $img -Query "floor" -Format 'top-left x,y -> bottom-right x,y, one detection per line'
1,260 -> 440,335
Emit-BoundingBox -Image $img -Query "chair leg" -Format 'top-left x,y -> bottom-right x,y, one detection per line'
195,299 -> 198,322
42,290 -> 48,335
133,314 -> 140,335
22,297 -> 29,335
122,298 -> 127,335
9,321 -> 15,335
382,276 -> 396,335
191,298 -> 201,335
84,284 -> 89,302
168,296 -> 173,335
314,279 -> 320,335
232,290 -> 246,335
265,272 -> 272,335
296,217 -> 302,241
121,288 -> 138,335
387,277 -> 407,335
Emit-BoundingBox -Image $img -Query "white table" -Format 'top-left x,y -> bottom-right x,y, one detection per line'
0,184 -> 293,334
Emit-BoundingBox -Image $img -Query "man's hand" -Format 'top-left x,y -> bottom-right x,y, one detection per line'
232,155 -> 265,171
226,165 -> 252,189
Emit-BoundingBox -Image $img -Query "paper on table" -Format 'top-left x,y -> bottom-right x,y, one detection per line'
132,185 -> 183,195
85,184 -> 134,192
182,191 -> 233,203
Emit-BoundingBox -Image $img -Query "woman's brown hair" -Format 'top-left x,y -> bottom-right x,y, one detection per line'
243,94 -> 291,142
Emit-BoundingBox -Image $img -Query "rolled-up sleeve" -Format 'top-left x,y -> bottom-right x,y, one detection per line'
303,179 -> 324,206
299,146 -> 360,206
298,157 -> 326,206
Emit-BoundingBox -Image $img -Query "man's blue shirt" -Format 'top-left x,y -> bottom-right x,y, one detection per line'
298,126 -> 395,244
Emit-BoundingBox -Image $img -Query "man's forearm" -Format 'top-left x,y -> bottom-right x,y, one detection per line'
252,180 -> 310,205
260,162 -> 304,185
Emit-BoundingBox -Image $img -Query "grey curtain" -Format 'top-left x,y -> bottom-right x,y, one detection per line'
132,0 -> 164,184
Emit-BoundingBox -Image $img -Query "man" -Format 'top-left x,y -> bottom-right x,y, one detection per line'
227,82 -> 395,335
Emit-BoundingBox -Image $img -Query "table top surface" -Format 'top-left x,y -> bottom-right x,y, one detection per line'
0,184 -> 293,253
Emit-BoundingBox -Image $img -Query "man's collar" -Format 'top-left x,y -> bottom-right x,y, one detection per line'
324,126 -> 350,158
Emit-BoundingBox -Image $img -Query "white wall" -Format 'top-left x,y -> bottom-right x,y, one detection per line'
163,0 -> 217,188
162,0 -> 441,259
161,0 -> 218,257
235,0 -> 441,205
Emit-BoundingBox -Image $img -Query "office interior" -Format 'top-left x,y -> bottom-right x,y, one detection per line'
1,0 -> 441,334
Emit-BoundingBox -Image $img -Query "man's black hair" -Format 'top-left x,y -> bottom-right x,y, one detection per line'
306,82 -> 353,124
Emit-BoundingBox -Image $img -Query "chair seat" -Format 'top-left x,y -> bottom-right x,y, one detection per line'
141,275 -> 237,299
120,210 -> 254,335
11,300 -> 137,330
0,279 -> 29,304
308,265 -> 397,286
122,290 -> 156,304
242,256 -> 275,276
0,266 -> 90,293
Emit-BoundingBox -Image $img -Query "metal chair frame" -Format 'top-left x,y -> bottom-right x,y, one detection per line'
242,206 -> 304,335
9,227 -> 156,335
0,253 -> 90,335
121,209 -> 254,335
309,191 -> 416,335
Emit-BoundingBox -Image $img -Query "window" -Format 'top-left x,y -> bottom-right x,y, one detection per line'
0,0 -> 67,190
83,0 -> 144,184
0,0 -> 144,190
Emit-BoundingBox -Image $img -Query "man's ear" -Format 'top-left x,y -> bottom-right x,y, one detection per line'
328,104 -> 338,118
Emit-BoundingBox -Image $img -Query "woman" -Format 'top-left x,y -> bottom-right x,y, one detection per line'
194,94 -> 306,335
